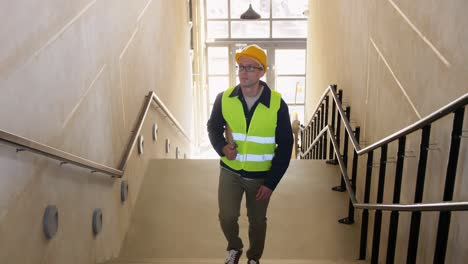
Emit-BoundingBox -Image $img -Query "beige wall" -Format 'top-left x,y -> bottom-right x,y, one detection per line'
0,0 -> 193,263
307,0 -> 467,263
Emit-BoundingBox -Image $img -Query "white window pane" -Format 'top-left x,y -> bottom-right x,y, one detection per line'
275,49 -> 306,74
207,21 -> 228,39
206,0 -> 228,18
208,47 -> 229,74
272,0 -> 308,18
231,21 -> 270,38
272,20 -> 307,38
231,0 -> 271,18
209,76 -> 229,104
288,105 -> 305,124
276,77 -> 305,104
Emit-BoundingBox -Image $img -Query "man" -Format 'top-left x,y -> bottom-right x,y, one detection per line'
207,44 -> 293,264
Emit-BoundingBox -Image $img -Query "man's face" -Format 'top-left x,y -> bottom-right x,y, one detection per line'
237,56 -> 265,89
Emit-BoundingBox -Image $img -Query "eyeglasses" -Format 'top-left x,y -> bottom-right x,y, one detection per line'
236,65 -> 263,72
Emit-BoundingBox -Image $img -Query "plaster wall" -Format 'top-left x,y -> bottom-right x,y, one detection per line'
306,0 -> 467,263
0,0 -> 193,263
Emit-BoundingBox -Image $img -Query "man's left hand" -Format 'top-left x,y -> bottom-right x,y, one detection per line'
256,185 -> 273,201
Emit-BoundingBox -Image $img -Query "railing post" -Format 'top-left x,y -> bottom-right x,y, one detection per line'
323,96 -> 329,159
329,86 -> 337,160
310,124 -> 314,159
339,126 -> 359,225
316,110 -> 321,159
386,136 -> 406,263
303,127 -> 307,159
434,107 -> 465,263
307,124 -> 312,159
333,105 -> 349,192
407,125 -> 431,263
335,89 -> 343,163
328,90 -> 343,165
296,124 -> 304,159
319,102 -> 325,159
371,144 -> 388,264
311,121 -> 315,159
359,150 -> 374,260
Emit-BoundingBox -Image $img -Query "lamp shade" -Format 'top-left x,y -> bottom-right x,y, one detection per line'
240,4 -> 261,20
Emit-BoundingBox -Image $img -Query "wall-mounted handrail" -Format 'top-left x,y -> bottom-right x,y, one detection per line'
0,91 -> 190,177
305,125 -> 468,212
118,92 -> 190,171
0,129 -> 123,176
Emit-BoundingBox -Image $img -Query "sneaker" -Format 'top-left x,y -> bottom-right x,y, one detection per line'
225,249 -> 242,264
247,260 -> 259,264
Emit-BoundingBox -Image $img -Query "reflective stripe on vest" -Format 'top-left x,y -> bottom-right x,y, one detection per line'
236,154 -> 274,162
232,133 -> 276,144
221,86 -> 281,172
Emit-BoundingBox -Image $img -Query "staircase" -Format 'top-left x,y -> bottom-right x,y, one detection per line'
102,159 -> 366,264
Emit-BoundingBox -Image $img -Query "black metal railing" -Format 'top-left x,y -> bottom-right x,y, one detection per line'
298,84 -> 467,263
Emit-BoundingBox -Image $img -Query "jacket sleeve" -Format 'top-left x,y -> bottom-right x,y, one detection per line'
207,92 -> 228,157
264,99 -> 293,191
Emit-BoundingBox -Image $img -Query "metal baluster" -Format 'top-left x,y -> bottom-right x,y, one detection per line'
335,89 -> 343,163
308,122 -> 311,159
304,125 -> 308,159
299,127 -> 303,158
434,107 -> 465,263
407,125 -> 431,263
314,112 -> 318,159
310,124 -> 314,159
333,106 -> 349,192
306,125 -> 310,159
319,102 -> 325,159
323,96 -> 329,159
309,124 -> 313,159
312,113 -> 320,159
327,90 -> 343,165
386,136 -> 406,263
371,144 -> 388,264
339,126 -> 360,225
329,85 -> 337,161
359,150 -> 374,260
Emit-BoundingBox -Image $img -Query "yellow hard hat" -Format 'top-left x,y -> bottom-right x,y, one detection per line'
235,45 -> 267,71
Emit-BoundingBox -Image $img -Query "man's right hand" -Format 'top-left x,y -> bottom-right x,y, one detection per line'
222,144 -> 238,160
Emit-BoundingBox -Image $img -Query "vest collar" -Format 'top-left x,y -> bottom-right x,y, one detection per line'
229,80 -> 272,108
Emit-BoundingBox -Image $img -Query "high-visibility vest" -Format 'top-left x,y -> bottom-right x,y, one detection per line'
221,86 -> 281,171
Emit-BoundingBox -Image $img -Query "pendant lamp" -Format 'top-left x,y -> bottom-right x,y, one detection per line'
240,3 -> 261,20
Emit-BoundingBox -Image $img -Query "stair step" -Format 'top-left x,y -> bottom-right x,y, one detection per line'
107,257 -> 366,264
108,160 -> 365,264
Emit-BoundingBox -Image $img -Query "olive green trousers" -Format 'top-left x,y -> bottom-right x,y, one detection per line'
218,168 -> 270,261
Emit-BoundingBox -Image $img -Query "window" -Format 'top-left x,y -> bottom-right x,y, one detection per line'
204,0 -> 308,124
207,47 -> 229,105
272,0 -> 308,18
275,49 -> 306,123
231,21 -> 270,38
205,0 -> 308,39
206,0 -> 228,18
231,0 -> 271,18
